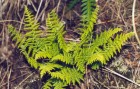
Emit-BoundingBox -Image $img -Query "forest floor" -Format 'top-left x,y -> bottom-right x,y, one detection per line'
0,0 -> 140,89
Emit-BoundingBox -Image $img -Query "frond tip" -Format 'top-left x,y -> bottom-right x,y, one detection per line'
24,6 -> 39,30
81,0 -> 96,21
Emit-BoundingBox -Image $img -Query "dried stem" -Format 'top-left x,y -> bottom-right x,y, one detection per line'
132,0 -> 140,45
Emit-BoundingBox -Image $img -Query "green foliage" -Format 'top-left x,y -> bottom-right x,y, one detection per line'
81,0 -> 96,21
67,0 -> 96,21
8,6 -> 133,89
67,0 -> 80,10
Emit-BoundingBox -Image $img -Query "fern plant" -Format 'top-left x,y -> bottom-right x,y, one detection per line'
8,6 -> 133,89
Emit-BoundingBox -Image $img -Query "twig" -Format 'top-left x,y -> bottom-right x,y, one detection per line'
64,38 -> 80,42
104,67 -> 140,87
0,61 -> 9,86
7,68 -> 11,89
0,72 -> 29,87
132,0 -> 140,45
0,20 -> 24,24
35,0 -> 43,20
0,0 -> 2,20
15,72 -> 34,89
36,0 -> 50,22
56,0 -> 61,13
92,74 -> 110,89
29,0 -> 37,12
19,13 -> 24,32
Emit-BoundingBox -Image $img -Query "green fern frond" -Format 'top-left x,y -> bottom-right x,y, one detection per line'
74,48 -> 90,72
35,43 -> 60,60
43,79 -> 67,89
27,57 -> 40,69
87,52 -> 105,65
91,61 -> 101,69
81,0 -> 96,21
42,79 -> 53,89
87,31 -> 134,69
78,7 -> 99,46
24,6 -> 39,30
53,80 -> 67,89
52,52 -> 73,64
67,0 -> 96,21
56,26 -> 67,51
67,0 -> 80,10
51,68 -> 83,85
46,10 -> 60,31
65,42 -> 77,52
39,63 -> 63,77
8,25 -> 23,45
75,56 -> 86,72
91,28 -> 122,53
35,51 -> 51,60
102,32 -> 134,61
46,10 -> 67,51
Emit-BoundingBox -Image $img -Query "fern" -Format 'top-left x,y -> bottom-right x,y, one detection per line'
39,63 -> 63,77
50,67 -> 83,85
53,81 -> 67,89
79,7 -> 99,44
8,6 -> 134,89
43,80 -> 52,89
52,52 -> 73,65
24,6 -> 39,30
81,0 -> 96,21
67,0 -> 96,21
8,25 -> 25,47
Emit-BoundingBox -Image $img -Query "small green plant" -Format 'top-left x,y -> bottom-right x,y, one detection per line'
8,6 -> 133,89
